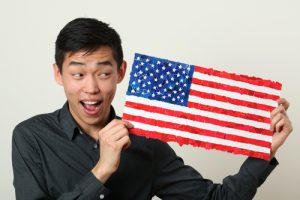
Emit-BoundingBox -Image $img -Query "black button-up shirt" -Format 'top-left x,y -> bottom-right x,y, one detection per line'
12,103 -> 278,200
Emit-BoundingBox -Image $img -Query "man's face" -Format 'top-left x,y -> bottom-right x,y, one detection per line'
53,46 -> 126,132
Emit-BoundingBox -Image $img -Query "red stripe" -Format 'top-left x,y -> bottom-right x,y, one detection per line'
189,89 -> 274,112
123,113 -> 271,148
194,65 -> 282,90
125,101 -> 271,136
192,77 -> 279,101
130,128 -> 270,160
188,101 -> 270,123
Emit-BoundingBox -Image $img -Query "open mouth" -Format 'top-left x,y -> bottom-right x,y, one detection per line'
80,100 -> 102,115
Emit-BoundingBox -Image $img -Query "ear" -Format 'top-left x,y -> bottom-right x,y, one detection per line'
117,61 -> 127,83
53,64 -> 63,85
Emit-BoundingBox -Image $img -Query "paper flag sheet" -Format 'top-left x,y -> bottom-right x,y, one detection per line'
122,53 -> 282,160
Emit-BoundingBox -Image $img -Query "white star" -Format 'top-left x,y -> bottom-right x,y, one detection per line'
155,69 -> 160,73
168,93 -> 172,97
177,73 -> 180,77
159,84 -> 162,87
142,83 -> 146,87
168,63 -> 172,66
131,89 -> 135,93
150,73 -> 154,77
172,68 -> 176,72
137,57 -> 140,60
175,82 -> 179,85
162,96 -> 166,99
171,77 -> 174,81
154,78 -> 158,82
173,90 -> 177,94
138,79 -> 142,83
179,65 -> 182,69
162,66 -> 166,70
167,71 -> 171,75
152,93 -> 155,97
172,98 -> 176,101
185,75 -> 189,79
147,81 -> 151,85
160,75 -> 164,79
134,73 -> 138,77
157,61 -> 161,64
135,65 -> 139,69
146,58 -> 150,62
141,62 -> 144,66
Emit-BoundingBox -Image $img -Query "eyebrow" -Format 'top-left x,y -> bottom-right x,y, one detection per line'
69,60 -> 113,67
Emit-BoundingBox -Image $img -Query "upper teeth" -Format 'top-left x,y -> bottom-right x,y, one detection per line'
83,101 -> 98,105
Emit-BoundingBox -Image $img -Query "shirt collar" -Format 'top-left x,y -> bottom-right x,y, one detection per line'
59,102 -> 117,140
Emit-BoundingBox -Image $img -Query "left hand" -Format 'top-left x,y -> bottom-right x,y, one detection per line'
270,98 -> 293,158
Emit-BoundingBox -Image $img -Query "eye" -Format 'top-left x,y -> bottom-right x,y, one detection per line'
72,73 -> 83,79
98,73 -> 111,78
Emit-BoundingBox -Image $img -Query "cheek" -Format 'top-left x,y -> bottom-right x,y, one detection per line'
62,79 -> 82,97
100,81 -> 117,97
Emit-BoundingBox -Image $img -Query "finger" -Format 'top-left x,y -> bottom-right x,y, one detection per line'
117,135 -> 131,149
271,104 -> 287,118
277,98 -> 290,111
270,113 -> 283,132
101,124 -> 126,141
122,120 -> 134,129
100,119 -> 133,134
275,118 -> 285,133
107,128 -> 129,143
100,119 -> 122,134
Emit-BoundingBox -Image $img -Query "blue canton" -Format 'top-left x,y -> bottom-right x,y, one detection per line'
127,53 -> 195,106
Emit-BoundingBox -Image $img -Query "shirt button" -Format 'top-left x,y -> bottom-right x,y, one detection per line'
99,194 -> 104,199
93,144 -> 98,149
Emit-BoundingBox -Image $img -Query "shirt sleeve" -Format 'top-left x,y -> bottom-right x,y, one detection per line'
12,125 -> 109,200
152,140 -> 278,200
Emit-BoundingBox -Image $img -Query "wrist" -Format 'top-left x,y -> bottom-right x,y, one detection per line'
91,163 -> 114,183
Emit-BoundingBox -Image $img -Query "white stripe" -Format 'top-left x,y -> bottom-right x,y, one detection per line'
125,95 -> 270,130
126,120 -> 270,154
190,83 -> 278,108
193,71 -> 281,96
124,106 -> 272,142
188,95 -> 271,118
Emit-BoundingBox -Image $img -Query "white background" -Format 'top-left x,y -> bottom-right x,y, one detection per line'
1,0 -> 299,199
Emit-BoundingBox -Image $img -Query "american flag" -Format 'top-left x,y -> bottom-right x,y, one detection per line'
122,53 -> 281,160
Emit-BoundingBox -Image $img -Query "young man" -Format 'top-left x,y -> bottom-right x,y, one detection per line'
12,18 -> 293,200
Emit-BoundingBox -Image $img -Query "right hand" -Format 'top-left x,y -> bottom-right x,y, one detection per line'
92,119 -> 133,183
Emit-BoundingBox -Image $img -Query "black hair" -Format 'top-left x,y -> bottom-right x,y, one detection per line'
55,18 -> 123,71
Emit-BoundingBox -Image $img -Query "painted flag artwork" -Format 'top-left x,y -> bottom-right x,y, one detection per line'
122,53 -> 282,160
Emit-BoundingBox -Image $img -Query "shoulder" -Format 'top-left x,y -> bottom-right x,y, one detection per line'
13,109 -> 61,141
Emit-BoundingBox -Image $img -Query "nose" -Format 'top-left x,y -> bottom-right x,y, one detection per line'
83,76 -> 100,94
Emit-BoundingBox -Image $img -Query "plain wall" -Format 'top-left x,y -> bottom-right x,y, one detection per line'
1,0 -> 299,199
